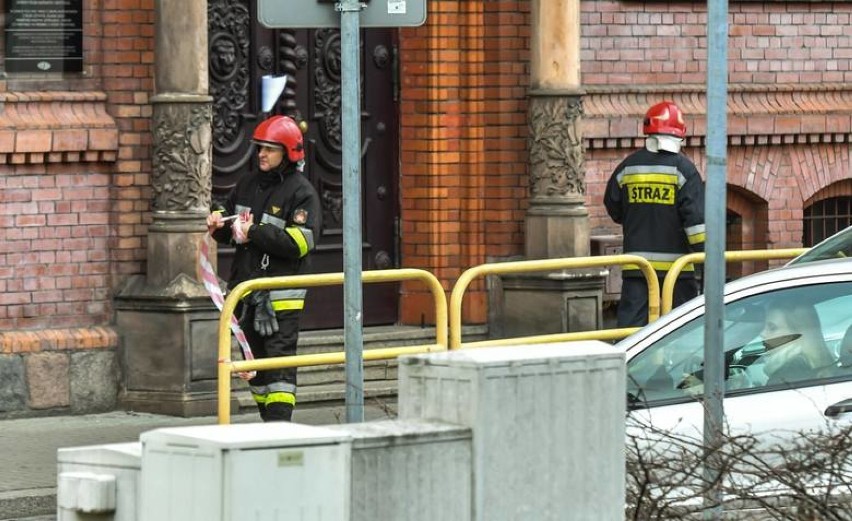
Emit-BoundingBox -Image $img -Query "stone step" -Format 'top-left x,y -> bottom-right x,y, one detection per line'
0,488 -> 55,521
234,379 -> 400,415
231,324 -> 488,409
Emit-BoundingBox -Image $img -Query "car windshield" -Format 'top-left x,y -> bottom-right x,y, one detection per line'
626,281 -> 852,408
788,226 -> 852,265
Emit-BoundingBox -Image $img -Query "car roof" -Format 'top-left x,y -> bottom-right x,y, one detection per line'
725,255 -> 852,294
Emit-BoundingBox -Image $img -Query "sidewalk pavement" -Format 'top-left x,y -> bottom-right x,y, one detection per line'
0,401 -> 398,520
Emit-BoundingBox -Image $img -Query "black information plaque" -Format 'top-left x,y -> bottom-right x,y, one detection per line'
4,0 -> 83,73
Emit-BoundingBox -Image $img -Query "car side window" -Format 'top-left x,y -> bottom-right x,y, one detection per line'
627,282 -> 852,407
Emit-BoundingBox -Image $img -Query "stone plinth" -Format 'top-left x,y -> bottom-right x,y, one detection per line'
496,269 -> 606,340
114,274 -> 236,417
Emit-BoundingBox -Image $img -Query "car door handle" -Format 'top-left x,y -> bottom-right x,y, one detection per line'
824,398 -> 852,418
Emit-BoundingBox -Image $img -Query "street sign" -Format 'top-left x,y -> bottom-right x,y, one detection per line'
258,0 -> 426,28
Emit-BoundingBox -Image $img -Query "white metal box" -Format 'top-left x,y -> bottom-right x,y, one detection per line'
57,442 -> 142,521
328,420 -> 473,521
140,423 -> 351,521
399,341 -> 626,521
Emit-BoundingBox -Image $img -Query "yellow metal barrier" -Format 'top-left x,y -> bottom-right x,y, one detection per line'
213,250 -> 812,422
660,248 -> 808,314
217,268 -> 447,424
448,254 -> 659,349
461,327 -> 641,349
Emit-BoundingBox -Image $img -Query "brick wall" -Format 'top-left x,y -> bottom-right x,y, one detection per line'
582,0 -> 852,260
0,0 -> 153,330
399,0 -> 531,324
101,0 -> 155,283
398,0 -> 852,326
0,0 -> 154,416
582,1 -> 852,86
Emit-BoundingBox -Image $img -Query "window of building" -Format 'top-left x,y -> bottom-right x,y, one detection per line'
804,197 -> 852,247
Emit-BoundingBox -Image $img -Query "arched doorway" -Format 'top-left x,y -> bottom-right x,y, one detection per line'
726,185 -> 769,279
207,0 -> 400,329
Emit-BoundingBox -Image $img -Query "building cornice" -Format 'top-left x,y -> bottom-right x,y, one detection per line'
0,91 -> 118,164
581,83 -> 852,149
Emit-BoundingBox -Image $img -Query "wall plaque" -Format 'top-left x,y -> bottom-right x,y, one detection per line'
4,0 -> 83,73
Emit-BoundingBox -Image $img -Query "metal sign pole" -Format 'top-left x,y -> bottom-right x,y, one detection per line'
704,0 -> 729,516
339,0 -> 365,423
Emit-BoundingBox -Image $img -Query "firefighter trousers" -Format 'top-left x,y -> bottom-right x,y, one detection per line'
240,307 -> 301,422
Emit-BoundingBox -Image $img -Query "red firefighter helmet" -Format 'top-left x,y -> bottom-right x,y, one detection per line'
643,101 -> 687,139
252,115 -> 305,162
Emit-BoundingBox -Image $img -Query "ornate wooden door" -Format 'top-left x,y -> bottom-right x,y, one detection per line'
208,0 -> 399,329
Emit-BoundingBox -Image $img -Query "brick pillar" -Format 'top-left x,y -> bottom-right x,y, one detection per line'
497,0 -> 606,338
115,0 -> 222,416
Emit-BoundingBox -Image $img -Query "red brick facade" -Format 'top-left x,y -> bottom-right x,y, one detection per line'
1,0 -> 851,415
0,0 -> 152,414
401,0 -> 852,324
399,0 -> 531,324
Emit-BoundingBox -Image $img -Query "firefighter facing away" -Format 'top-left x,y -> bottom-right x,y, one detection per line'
206,115 -> 321,422
604,101 -> 706,328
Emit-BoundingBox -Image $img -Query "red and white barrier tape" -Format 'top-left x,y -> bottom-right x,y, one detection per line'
198,235 -> 256,380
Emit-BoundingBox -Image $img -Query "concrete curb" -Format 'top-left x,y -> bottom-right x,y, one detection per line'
0,488 -> 55,520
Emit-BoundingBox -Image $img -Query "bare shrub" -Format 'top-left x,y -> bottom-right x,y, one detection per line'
626,417 -> 852,520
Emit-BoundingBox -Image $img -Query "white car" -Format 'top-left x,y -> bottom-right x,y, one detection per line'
622,257 -> 852,441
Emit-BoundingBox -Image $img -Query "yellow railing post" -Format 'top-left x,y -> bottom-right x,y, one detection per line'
448,254 -> 658,349
217,268 -> 447,425
660,248 -> 808,314
216,249 -> 809,424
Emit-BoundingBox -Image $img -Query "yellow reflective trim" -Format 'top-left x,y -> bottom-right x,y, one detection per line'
687,232 -> 706,245
286,227 -> 309,257
265,392 -> 296,406
251,393 -> 265,404
626,183 -> 676,205
271,300 -> 305,311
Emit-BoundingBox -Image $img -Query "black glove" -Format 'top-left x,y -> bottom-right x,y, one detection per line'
245,290 -> 279,337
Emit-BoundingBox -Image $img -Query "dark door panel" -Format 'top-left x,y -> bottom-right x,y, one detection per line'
208,0 -> 399,330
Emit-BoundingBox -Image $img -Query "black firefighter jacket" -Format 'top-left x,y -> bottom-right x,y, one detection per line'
212,163 -> 322,310
604,148 -> 706,279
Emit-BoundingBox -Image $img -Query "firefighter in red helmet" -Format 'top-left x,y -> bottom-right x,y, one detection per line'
206,115 -> 321,422
604,101 -> 705,327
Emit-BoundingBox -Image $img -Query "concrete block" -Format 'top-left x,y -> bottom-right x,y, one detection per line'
328,420 -> 473,521
399,341 -> 626,521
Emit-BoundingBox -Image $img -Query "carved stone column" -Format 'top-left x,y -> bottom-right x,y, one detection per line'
115,0 -> 222,416
497,0 -> 606,338
527,92 -> 589,259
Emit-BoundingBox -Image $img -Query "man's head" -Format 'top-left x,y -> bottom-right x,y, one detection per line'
643,101 -> 686,153
252,115 -> 305,171
643,101 -> 686,139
